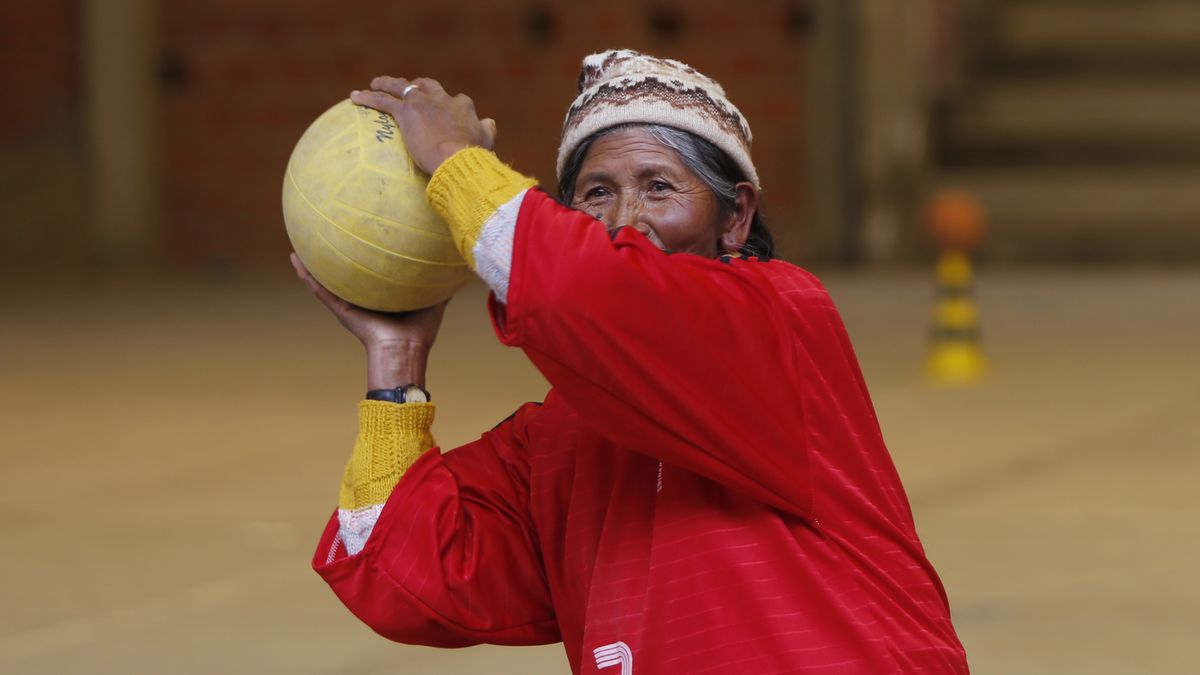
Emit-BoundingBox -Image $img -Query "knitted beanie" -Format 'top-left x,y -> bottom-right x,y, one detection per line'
557,49 -> 760,188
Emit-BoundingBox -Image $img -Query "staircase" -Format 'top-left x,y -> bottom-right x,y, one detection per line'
933,0 -> 1200,262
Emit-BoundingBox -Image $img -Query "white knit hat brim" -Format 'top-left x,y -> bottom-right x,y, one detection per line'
557,51 -> 760,189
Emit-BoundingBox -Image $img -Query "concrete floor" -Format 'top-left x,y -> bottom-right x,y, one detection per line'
1,267 -> 1197,674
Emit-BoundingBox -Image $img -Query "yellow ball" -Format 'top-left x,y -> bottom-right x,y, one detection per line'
282,99 -> 470,311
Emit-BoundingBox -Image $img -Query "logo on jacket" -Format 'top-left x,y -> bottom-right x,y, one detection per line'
593,641 -> 633,674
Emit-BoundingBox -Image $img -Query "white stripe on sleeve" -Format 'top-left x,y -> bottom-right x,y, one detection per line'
472,188 -> 528,304
337,503 -> 385,556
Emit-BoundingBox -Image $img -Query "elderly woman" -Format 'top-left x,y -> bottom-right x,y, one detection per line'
298,50 -> 968,673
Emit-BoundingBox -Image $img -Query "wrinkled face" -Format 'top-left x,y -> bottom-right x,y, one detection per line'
570,128 -> 733,258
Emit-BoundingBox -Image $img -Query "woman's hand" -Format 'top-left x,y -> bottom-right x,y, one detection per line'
350,77 -> 498,175
291,253 -> 446,389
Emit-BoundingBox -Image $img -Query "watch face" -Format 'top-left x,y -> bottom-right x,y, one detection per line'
403,385 -> 429,403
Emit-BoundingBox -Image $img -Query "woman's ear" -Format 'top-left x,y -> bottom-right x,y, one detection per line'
720,182 -> 759,253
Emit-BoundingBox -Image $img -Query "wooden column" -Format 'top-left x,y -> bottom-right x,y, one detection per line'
802,0 -> 862,264
82,0 -> 160,267
857,0 -> 934,262
803,0 -> 934,264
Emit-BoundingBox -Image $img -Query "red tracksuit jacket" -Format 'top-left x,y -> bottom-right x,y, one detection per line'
313,189 -> 969,673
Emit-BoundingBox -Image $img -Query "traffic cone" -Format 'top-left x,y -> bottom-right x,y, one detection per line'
923,189 -> 988,384
926,249 -> 987,383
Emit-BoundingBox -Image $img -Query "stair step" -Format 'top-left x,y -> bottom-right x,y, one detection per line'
992,0 -> 1200,65
936,166 -> 1200,262
942,76 -> 1200,162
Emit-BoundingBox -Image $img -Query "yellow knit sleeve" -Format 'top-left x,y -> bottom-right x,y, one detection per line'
337,400 -> 436,512
425,147 -> 538,268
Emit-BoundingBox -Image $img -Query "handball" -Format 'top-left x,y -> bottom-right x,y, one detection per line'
924,189 -> 988,253
282,99 -> 470,311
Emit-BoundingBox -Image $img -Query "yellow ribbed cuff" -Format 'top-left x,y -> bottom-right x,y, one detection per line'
426,147 -> 537,269
337,400 -> 437,511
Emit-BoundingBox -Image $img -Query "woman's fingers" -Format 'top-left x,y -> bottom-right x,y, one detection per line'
410,77 -> 448,96
367,76 -> 447,100
350,77 -> 440,118
368,76 -> 409,98
290,252 -> 329,301
349,89 -> 399,114
481,118 -> 498,145
290,253 -> 350,313
290,252 -> 316,286
352,75 -> 488,172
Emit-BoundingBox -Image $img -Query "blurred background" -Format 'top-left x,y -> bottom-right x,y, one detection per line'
1,0 -> 1197,673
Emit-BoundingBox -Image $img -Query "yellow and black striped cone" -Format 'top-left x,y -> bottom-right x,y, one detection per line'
926,250 -> 987,383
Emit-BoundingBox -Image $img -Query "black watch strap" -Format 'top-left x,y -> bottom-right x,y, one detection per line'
365,385 -> 431,404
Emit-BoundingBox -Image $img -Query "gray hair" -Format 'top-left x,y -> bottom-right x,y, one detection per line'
557,124 -> 775,258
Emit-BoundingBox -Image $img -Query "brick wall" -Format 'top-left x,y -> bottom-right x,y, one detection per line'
0,1 -> 77,142
162,0 -> 811,265
0,1 -> 86,275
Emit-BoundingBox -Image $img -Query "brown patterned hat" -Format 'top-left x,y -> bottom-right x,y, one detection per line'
557,49 -> 760,188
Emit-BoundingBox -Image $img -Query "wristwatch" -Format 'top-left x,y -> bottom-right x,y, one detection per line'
365,384 -> 431,404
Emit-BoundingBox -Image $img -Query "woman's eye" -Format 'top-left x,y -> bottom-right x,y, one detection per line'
650,181 -> 672,192
583,186 -> 610,200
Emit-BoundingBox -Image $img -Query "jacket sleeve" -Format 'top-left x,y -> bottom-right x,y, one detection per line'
313,402 -> 560,647
425,148 -> 813,519
494,191 -> 814,519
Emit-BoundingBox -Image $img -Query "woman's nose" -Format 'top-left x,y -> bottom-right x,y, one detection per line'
611,197 -> 649,233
